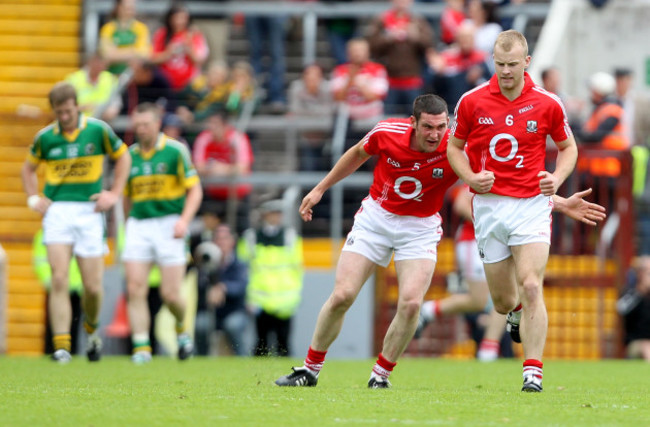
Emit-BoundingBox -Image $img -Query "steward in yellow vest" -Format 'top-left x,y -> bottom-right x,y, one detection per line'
238,200 -> 303,356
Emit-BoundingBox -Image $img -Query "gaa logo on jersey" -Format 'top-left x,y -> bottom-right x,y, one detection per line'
526,120 -> 538,133
156,163 -> 168,174
432,168 -> 444,179
84,143 -> 94,155
478,117 -> 494,125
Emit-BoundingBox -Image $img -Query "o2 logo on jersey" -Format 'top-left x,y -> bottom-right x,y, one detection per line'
489,133 -> 524,168
394,176 -> 423,201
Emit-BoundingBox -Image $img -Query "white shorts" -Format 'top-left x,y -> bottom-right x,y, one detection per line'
472,193 -> 552,264
122,215 -> 186,266
455,240 -> 485,282
43,202 -> 107,257
341,197 -> 443,267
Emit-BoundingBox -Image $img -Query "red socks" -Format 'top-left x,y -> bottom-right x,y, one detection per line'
304,347 -> 327,375
372,353 -> 397,379
523,359 -> 543,380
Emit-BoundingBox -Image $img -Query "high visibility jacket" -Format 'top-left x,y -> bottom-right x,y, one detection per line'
239,227 -> 303,319
579,101 -> 629,177
632,145 -> 650,214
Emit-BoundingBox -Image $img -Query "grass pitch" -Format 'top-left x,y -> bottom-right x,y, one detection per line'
2,356 -> 649,426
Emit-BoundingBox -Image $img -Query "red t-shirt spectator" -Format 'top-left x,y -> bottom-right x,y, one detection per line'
331,61 -> 389,121
440,3 -> 465,45
152,28 -> 209,90
192,123 -> 254,200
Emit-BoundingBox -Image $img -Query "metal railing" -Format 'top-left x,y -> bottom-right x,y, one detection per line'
84,1 -> 550,63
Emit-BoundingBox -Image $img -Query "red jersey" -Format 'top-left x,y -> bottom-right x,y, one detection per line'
330,61 -> 388,120
439,48 -> 487,76
192,127 -> 253,199
153,28 -> 209,90
362,118 -> 458,217
452,72 -> 572,198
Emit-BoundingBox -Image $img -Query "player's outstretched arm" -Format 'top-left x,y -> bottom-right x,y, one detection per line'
552,188 -> 606,226
299,141 -> 370,222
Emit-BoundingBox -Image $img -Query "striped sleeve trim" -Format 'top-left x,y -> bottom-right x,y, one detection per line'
26,153 -> 40,165
184,174 -> 200,189
361,122 -> 410,144
109,143 -> 128,160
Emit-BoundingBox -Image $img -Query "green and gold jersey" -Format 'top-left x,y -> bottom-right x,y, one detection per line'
100,19 -> 151,75
27,114 -> 127,202
126,133 -> 199,219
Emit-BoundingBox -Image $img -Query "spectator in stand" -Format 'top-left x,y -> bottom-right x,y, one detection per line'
575,71 -> 630,179
224,61 -> 257,114
617,256 -> 650,361
331,38 -> 389,133
614,68 -> 635,145
466,0 -> 503,58
162,113 -> 189,148
541,66 -> 583,125
322,0 -> 358,65
440,0 -> 466,46
121,58 -> 175,116
151,2 -> 209,91
192,110 -> 254,233
427,21 -> 490,111
177,60 -> 230,125
99,0 -> 151,76
65,53 -> 121,122
367,0 -> 435,116
613,67 -> 650,149
541,67 -> 563,97
288,64 -> 336,171
245,11 -> 288,111
177,61 -> 257,126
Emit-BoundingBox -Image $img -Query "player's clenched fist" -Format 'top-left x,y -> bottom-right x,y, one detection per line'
470,170 -> 495,194
537,171 -> 559,196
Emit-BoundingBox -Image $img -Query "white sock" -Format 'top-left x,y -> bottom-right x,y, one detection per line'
421,301 -> 437,322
